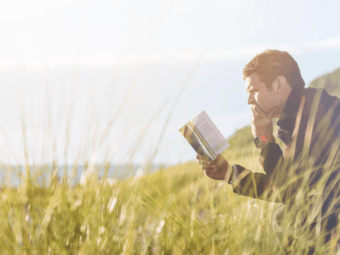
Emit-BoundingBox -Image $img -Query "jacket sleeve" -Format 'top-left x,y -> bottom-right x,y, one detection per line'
231,142 -> 284,202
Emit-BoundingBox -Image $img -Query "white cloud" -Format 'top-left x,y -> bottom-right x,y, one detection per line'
112,37 -> 340,64
306,37 -> 340,51
2,37 -> 339,72
0,0 -> 86,22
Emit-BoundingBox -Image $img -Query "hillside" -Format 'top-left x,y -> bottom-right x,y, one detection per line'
309,67 -> 340,96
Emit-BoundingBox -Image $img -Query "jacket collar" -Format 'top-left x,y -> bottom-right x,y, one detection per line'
276,87 -> 305,145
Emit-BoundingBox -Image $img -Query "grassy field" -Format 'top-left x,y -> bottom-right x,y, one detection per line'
2,123 -> 338,255
0,145 -> 273,254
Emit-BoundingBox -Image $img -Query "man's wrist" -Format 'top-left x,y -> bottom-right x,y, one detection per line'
263,139 -> 276,147
225,164 -> 237,184
254,134 -> 275,149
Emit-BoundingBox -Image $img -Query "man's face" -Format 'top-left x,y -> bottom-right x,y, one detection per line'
245,73 -> 278,115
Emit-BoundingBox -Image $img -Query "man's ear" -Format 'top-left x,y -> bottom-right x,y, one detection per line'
274,75 -> 287,94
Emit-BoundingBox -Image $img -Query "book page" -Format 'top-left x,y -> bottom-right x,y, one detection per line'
191,111 -> 229,156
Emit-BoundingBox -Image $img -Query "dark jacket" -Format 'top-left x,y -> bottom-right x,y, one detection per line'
233,87 -> 340,235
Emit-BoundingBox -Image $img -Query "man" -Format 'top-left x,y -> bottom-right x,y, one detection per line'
197,49 -> 340,252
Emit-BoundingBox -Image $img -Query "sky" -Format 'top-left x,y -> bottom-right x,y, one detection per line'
0,0 -> 339,166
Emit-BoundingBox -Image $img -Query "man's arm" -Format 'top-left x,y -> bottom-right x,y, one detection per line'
197,141 -> 285,202
227,103 -> 284,201
231,141 -> 284,202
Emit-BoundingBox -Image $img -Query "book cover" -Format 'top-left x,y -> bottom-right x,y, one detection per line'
179,111 -> 229,161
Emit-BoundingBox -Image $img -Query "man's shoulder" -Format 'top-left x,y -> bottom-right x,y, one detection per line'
304,87 -> 340,114
301,88 -> 340,141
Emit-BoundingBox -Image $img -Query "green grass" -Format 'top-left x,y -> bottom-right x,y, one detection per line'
1,83 -> 340,254
0,122 -> 329,255
0,157 -> 277,254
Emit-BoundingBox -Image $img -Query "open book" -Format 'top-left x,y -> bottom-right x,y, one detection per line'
179,111 -> 229,161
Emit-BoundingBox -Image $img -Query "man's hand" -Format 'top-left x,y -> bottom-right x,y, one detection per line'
196,154 -> 230,181
251,105 -> 278,137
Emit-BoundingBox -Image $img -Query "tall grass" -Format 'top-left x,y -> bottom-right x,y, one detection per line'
1,67 -> 340,254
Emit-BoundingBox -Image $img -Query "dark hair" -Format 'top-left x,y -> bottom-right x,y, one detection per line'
243,49 -> 305,91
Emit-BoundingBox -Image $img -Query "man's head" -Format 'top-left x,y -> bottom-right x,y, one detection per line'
243,49 -> 305,118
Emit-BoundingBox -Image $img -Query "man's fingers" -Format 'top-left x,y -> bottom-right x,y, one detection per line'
253,105 -> 267,116
204,170 -> 225,180
251,106 -> 258,116
254,105 -> 277,119
196,154 -> 211,161
216,157 -> 225,168
196,154 -> 216,171
198,155 -> 227,173
199,159 -> 210,165
211,154 -> 228,168
212,158 -> 221,168
252,105 -> 261,113
202,165 -> 215,171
